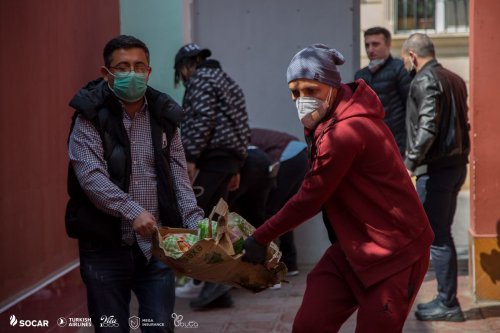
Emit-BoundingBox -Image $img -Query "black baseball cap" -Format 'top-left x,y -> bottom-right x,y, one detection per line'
174,43 -> 211,68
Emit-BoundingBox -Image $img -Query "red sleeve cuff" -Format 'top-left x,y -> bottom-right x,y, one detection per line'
252,223 -> 274,245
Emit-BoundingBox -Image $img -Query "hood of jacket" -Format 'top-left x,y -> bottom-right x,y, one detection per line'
332,79 -> 384,123
307,79 -> 385,136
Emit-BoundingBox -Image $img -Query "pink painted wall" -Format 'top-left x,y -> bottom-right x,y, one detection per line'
469,0 -> 500,236
0,0 -> 119,305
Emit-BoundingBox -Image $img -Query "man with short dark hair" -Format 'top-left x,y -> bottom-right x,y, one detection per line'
401,33 -> 470,322
66,35 -> 204,332
355,26 -> 412,157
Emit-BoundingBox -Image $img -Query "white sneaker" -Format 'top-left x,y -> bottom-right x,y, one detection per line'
175,279 -> 204,299
269,283 -> 281,290
287,270 -> 300,277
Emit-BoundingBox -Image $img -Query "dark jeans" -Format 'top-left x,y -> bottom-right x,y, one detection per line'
79,243 -> 175,332
266,149 -> 308,271
416,164 -> 467,307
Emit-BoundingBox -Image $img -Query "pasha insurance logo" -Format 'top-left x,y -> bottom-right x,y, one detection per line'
9,314 -> 49,327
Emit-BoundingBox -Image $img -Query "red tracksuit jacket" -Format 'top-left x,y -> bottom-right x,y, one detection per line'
253,79 -> 434,288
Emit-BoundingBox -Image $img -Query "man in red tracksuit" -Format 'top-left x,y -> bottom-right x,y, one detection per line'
243,44 -> 434,333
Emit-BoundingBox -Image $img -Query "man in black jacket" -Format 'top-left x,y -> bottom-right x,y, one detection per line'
402,33 -> 470,322
173,43 -> 250,310
67,35 -> 204,332
355,27 -> 412,157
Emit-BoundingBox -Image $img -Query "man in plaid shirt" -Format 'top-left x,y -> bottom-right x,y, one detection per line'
66,35 -> 204,332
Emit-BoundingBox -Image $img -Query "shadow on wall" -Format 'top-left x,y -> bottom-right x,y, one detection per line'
479,220 -> 500,284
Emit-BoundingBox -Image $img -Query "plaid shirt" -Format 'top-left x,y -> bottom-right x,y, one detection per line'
69,100 -> 204,259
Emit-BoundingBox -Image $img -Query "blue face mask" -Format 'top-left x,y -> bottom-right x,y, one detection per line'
107,70 -> 148,103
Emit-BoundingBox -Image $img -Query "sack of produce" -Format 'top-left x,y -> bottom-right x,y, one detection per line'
152,199 -> 287,292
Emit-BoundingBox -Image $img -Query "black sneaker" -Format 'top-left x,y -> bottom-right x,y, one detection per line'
190,292 -> 233,311
415,300 -> 466,322
417,297 -> 441,310
189,282 -> 232,310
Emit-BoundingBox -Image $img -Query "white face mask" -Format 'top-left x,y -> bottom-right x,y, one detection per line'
295,88 -> 333,129
405,54 -> 416,73
368,58 -> 385,71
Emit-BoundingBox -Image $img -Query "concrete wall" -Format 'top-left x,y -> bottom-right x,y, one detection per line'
0,0 -> 119,311
120,0 -> 185,104
191,0 -> 360,140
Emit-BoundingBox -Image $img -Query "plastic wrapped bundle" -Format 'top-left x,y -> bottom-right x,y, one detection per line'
197,218 -> 218,240
161,233 -> 199,259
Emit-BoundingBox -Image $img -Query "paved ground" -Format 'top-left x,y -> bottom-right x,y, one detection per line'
78,191 -> 500,332
168,191 -> 500,333
171,266 -> 500,333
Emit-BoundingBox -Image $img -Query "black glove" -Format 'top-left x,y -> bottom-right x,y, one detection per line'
243,236 -> 268,264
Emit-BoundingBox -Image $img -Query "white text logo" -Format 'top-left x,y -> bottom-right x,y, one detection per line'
9,314 -> 49,327
172,313 -> 198,328
57,317 -> 68,327
129,316 -> 140,330
57,317 -> 92,327
100,315 -> 119,328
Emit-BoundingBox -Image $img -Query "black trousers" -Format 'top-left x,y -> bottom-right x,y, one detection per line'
193,169 -> 234,216
192,168 -> 234,302
229,148 -> 274,227
266,149 -> 308,271
416,164 -> 467,307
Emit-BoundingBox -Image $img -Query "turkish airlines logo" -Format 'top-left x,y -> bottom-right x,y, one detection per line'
10,315 -> 18,326
57,317 -> 68,327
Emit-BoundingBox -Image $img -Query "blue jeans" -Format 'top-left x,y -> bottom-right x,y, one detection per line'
416,164 -> 467,307
79,242 -> 175,332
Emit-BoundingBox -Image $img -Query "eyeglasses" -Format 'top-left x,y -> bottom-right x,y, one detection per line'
109,63 -> 150,74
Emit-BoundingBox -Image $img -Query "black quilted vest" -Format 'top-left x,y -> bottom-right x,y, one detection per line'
65,79 -> 183,247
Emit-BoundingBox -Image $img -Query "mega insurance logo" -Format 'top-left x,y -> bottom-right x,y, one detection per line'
9,314 -> 49,327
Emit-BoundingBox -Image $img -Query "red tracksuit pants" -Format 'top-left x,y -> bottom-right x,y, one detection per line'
293,244 -> 429,333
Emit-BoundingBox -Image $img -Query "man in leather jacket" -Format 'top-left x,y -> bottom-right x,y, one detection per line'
402,33 -> 470,322
355,27 -> 412,157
